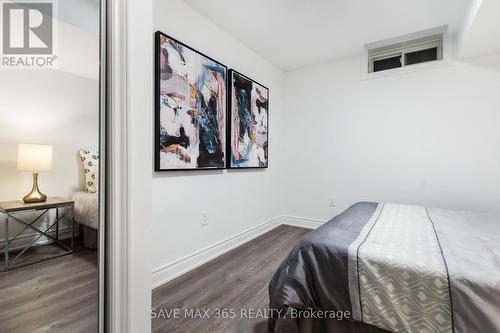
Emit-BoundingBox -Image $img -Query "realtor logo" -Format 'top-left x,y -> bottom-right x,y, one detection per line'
1,0 -> 57,67
2,2 -> 53,54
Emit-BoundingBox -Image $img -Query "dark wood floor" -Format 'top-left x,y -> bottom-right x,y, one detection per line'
152,225 -> 310,333
0,245 -> 98,333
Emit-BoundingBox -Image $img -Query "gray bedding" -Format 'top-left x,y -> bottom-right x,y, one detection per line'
268,202 -> 500,333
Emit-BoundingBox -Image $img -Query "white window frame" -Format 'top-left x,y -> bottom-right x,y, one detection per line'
361,26 -> 452,80
368,38 -> 443,73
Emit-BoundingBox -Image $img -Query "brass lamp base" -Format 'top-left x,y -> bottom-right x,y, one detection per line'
23,173 -> 47,203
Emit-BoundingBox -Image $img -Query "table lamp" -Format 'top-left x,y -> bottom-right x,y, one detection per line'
17,144 -> 53,203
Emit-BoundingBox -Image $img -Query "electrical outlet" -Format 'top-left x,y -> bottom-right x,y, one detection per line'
329,198 -> 335,207
201,210 -> 208,226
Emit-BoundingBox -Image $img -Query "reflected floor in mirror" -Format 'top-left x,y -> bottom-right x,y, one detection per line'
0,241 -> 97,333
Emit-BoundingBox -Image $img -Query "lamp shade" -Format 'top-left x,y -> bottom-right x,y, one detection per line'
17,144 -> 53,172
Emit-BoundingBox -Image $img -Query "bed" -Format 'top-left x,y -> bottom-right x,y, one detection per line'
268,202 -> 500,333
73,191 -> 98,248
74,149 -> 99,249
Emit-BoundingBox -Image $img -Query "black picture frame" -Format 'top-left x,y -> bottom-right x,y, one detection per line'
227,69 -> 270,169
155,31 -> 228,171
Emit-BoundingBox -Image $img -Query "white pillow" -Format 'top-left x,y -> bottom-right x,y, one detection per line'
79,150 -> 99,193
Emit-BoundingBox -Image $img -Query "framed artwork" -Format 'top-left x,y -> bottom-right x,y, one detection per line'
155,31 -> 227,171
227,69 -> 269,168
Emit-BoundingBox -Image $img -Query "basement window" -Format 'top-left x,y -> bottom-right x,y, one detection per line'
405,47 -> 438,65
373,55 -> 402,72
368,34 -> 443,73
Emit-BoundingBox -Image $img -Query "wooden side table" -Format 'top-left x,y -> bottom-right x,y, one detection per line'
0,197 -> 75,271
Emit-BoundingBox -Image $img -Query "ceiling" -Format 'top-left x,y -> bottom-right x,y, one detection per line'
458,0 -> 500,58
59,0 -> 100,35
183,0 -> 472,71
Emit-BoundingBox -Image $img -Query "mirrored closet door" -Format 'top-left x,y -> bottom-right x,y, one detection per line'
0,0 -> 105,332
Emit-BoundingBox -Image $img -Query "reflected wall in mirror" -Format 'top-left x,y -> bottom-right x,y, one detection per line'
0,0 -> 102,332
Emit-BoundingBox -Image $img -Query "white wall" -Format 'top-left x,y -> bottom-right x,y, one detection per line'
0,69 -> 99,246
283,53 -> 500,221
152,0 -> 286,284
0,14 -> 99,201
0,13 -> 99,246
0,70 -> 99,203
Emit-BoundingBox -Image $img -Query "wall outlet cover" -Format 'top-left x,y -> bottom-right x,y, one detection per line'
201,210 -> 208,226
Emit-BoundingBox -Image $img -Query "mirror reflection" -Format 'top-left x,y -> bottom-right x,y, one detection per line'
0,0 -> 101,332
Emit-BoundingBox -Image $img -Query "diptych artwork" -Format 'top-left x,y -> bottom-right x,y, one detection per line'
228,70 -> 269,168
155,31 -> 227,170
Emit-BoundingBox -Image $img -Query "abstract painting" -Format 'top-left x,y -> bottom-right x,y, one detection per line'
228,70 -> 269,168
155,31 -> 227,171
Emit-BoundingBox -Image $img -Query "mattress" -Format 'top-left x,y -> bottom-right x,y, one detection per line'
73,191 -> 98,229
268,202 -> 500,333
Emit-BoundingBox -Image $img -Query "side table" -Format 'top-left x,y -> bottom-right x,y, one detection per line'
0,197 -> 74,271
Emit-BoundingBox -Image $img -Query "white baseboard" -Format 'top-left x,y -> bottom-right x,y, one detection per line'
280,215 -> 327,229
151,215 -> 327,289
151,216 -> 282,289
